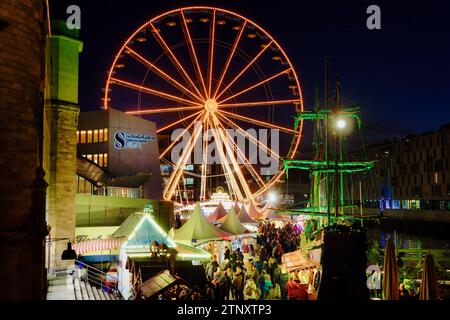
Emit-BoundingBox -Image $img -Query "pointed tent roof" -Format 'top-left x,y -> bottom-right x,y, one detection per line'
219,207 -> 249,236
233,202 -> 241,214
237,205 -> 257,224
172,203 -> 233,244
112,212 -> 176,248
206,202 -> 228,223
246,201 -> 263,220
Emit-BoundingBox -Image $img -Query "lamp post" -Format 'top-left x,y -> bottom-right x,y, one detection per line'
334,118 -> 346,217
46,237 -> 77,270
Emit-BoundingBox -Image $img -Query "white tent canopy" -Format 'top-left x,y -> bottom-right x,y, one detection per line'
237,205 -> 257,224
172,203 -> 234,245
218,207 -> 251,236
245,201 -> 264,220
206,202 -> 228,223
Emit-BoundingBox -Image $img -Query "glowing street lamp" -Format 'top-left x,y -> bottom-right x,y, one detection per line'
336,118 -> 346,130
268,191 -> 278,203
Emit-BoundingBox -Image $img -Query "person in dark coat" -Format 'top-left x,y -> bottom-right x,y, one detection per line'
224,246 -> 231,260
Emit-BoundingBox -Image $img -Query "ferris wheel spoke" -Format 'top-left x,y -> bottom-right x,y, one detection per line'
215,40 -> 274,101
208,119 -> 245,201
126,105 -> 203,115
207,9 -> 216,98
218,68 -> 291,104
215,112 -> 281,158
179,11 -> 208,99
164,113 -> 206,200
156,110 -> 203,133
149,22 -> 206,101
210,114 -> 254,200
200,116 -> 210,201
217,109 -> 296,134
124,46 -> 204,103
212,20 -> 247,100
110,77 -> 199,105
218,98 -> 301,109
214,117 -> 266,189
159,111 -> 204,159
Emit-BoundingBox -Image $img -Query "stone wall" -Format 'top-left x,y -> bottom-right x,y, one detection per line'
0,0 -> 47,299
46,104 -> 79,267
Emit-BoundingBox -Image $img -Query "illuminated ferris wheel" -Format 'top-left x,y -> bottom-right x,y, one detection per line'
103,6 -> 304,203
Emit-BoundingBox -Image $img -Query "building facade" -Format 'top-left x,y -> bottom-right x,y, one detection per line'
77,108 -> 163,200
361,123 -> 450,211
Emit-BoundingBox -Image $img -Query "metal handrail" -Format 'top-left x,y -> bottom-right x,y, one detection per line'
74,260 -> 119,295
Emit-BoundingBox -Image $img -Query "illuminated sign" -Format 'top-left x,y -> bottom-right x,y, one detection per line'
114,131 -> 155,150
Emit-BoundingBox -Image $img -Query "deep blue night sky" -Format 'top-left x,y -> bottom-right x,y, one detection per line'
51,0 -> 450,144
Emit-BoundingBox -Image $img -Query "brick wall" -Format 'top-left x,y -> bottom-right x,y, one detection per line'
0,0 -> 47,299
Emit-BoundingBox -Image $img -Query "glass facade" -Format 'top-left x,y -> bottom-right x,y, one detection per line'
76,175 -> 142,199
77,128 -> 108,144
81,153 -> 108,167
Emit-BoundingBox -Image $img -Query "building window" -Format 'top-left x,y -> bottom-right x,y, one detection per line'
93,154 -> 98,164
93,129 -> 99,143
87,130 -> 93,143
99,129 -> 104,142
104,128 -> 108,141
185,177 -> 194,185
80,130 -> 86,144
87,154 -> 92,161
103,153 -> 108,167
76,131 -> 80,143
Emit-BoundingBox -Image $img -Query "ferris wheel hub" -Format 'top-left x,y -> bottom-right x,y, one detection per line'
204,99 -> 218,112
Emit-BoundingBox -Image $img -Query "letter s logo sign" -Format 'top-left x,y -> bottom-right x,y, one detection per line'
114,132 -> 125,149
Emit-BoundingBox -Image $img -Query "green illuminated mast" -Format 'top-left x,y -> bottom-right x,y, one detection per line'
282,59 -> 375,225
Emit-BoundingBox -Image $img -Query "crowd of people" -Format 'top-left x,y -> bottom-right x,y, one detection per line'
203,221 -> 309,300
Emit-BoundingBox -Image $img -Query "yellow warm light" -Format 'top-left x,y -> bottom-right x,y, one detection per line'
214,40 -> 273,101
149,21 -> 205,100
181,11 -> 208,98
218,68 -> 291,104
110,77 -> 199,106
156,110 -> 203,133
212,20 -> 247,99
219,98 -> 301,109
124,45 -> 204,102
125,105 -> 202,115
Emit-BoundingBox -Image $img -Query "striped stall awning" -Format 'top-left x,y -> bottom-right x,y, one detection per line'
73,237 -> 126,255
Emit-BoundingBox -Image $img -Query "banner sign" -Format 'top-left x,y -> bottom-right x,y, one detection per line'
114,131 -> 155,149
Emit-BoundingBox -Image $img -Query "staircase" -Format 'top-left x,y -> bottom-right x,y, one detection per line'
47,260 -> 121,300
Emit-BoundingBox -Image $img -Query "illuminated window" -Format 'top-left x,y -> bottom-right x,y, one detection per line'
93,154 -> 98,164
185,165 -> 194,171
103,153 -> 108,167
185,178 -> 194,185
99,129 -> 104,142
434,172 -> 438,184
76,131 -> 80,143
93,129 -> 99,143
87,130 -> 93,143
87,154 -> 92,161
104,128 -> 108,141
80,131 -> 86,144
99,153 -> 104,167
